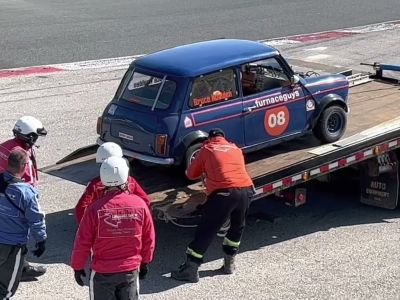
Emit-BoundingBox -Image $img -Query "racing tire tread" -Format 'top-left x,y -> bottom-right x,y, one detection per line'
313,105 -> 347,144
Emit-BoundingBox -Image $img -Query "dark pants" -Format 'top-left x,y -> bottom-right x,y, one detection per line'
90,270 -> 139,300
187,186 -> 253,263
0,244 -> 27,299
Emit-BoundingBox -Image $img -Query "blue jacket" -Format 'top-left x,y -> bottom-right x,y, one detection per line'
0,172 -> 46,246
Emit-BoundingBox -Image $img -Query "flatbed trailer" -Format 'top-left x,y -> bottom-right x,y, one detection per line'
143,76 -> 400,226
43,70 -> 400,227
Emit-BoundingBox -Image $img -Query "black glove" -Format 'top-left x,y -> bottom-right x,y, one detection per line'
32,240 -> 46,257
74,269 -> 86,286
139,263 -> 148,280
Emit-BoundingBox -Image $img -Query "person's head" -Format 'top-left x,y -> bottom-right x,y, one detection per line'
7,149 -> 28,178
100,156 -> 129,189
208,128 -> 225,139
13,116 -> 47,146
96,142 -> 123,163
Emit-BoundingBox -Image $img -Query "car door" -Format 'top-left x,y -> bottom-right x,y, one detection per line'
241,57 -> 308,147
180,68 -> 245,147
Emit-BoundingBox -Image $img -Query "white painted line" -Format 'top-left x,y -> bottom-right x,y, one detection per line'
262,39 -> 302,46
304,47 -> 328,51
306,54 -> 331,61
338,22 -> 400,33
52,55 -> 144,71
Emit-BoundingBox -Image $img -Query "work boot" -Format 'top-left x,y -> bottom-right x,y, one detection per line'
171,259 -> 199,283
219,254 -> 236,274
20,264 -> 47,282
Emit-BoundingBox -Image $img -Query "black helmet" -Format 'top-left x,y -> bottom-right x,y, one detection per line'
208,128 -> 225,138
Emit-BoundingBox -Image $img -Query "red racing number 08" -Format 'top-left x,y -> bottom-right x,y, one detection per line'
264,106 -> 290,136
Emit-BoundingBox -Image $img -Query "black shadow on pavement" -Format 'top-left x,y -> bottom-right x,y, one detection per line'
25,176 -> 400,294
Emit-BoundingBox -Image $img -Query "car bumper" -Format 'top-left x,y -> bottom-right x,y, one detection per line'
96,138 -> 175,165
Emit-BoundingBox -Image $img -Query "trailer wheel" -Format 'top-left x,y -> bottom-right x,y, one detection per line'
313,105 -> 347,143
185,143 -> 202,172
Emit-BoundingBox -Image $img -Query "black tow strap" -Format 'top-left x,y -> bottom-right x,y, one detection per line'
0,173 -> 25,215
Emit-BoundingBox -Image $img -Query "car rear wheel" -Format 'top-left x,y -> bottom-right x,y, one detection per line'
184,143 -> 203,176
313,105 -> 347,143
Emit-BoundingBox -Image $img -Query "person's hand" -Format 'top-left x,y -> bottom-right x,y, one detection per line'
32,240 -> 46,257
74,269 -> 86,286
139,263 -> 148,280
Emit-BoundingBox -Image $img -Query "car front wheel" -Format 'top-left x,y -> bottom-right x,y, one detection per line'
313,105 -> 347,143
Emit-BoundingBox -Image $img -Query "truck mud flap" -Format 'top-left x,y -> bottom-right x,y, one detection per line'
360,151 -> 399,209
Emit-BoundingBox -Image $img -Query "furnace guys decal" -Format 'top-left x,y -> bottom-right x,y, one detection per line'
254,90 -> 300,109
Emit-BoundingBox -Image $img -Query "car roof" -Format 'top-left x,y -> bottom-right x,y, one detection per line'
132,39 -> 279,77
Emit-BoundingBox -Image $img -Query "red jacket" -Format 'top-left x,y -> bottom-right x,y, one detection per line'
74,176 -> 151,224
71,190 -> 155,273
0,138 -> 38,186
186,137 -> 253,195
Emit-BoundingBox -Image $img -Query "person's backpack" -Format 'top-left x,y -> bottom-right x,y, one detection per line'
0,173 -> 25,215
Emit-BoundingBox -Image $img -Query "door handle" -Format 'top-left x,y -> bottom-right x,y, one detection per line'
242,106 -> 257,113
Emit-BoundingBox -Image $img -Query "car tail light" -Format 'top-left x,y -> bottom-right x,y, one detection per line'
155,134 -> 168,155
96,117 -> 103,135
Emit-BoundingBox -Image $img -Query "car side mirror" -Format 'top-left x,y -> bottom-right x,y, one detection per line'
290,74 -> 300,85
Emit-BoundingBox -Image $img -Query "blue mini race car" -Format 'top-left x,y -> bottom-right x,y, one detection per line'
96,39 -> 349,171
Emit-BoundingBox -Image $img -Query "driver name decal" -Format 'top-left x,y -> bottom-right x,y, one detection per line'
192,91 -> 233,107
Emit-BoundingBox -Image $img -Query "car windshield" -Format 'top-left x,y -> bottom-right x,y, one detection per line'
119,71 -> 176,110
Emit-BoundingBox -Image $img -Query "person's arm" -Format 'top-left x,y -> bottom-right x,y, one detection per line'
24,189 -> 47,243
128,177 -> 151,206
22,148 -> 37,186
74,179 -> 97,224
140,205 -> 155,264
186,148 -> 205,180
70,207 -> 96,270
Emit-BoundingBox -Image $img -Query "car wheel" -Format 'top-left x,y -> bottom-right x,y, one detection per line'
313,105 -> 347,143
185,143 -> 202,172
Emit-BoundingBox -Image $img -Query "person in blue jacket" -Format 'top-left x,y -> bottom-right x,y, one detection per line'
0,149 -> 47,299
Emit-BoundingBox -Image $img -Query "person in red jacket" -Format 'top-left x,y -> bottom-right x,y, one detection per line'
171,128 -> 254,283
0,116 -> 47,186
0,116 -> 48,281
74,142 -> 151,224
71,156 -> 155,300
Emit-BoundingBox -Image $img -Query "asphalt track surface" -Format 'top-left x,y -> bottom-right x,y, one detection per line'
1,24 -> 400,300
1,0 -> 400,68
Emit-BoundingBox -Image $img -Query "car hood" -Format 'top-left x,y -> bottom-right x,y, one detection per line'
301,74 -> 349,93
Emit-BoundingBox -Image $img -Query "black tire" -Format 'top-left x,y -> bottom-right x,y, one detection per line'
313,105 -> 347,143
184,143 -> 203,173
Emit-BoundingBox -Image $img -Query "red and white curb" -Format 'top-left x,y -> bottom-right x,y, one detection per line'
262,19 -> 400,45
1,20 -> 399,79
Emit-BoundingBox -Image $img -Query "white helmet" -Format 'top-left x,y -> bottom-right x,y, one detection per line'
100,156 -> 129,187
96,142 -> 123,163
13,116 -> 47,145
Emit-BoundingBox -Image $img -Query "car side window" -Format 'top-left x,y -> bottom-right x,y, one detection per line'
241,57 -> 290,97
189,69 -> 238,108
